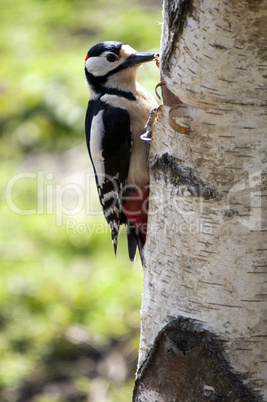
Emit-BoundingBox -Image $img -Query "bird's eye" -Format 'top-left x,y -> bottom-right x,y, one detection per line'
106,53 -> 118,62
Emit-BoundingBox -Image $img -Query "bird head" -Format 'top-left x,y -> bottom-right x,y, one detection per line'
84,41 -> 158,95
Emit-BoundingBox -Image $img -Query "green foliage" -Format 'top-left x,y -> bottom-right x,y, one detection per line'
0,0 -> 161,400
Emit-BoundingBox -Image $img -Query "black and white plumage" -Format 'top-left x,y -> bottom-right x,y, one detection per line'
84,41 -> 158,260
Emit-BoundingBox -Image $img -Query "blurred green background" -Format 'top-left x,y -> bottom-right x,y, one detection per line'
0,0 -> 161,401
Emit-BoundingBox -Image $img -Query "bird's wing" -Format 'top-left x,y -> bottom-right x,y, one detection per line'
86,105 -> 132,255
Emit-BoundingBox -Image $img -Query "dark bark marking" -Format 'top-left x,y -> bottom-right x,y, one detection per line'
150,153 -> 222,201
224,208 -> 239,217
209,43 -> 229,50
162,0 -> 195,75
133,317 -> 262,401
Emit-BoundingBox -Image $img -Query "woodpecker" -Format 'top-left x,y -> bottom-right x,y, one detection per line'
84,41 -> 158,260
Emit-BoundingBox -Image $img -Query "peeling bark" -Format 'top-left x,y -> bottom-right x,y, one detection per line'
136,0 -> 267,400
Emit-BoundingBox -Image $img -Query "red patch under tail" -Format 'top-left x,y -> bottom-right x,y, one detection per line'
123,184 -> 149,244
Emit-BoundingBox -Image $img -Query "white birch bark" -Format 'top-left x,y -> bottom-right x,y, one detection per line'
137,0 -> 267,399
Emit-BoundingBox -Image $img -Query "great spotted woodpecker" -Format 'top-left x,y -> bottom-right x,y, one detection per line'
84,41 -> 158,260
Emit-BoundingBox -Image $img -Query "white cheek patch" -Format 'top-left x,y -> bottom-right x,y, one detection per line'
85,56 -> 109,76
85,52 -> 122,77
90,111 -> 105,187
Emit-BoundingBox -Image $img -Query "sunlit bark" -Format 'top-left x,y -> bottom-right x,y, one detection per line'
135,0 -> 266,400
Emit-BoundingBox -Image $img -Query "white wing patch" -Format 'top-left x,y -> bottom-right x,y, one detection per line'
90,111 -> 105,188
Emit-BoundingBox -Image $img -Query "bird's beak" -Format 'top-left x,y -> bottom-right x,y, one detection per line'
126,52 -> 159,67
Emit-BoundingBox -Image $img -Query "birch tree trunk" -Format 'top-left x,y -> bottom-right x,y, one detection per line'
134,0 -> 266,400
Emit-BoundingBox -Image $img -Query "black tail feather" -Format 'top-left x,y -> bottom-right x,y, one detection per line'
113,238 -> 118,257
126,222 -> 144,262
110,226 -> 119,258
110,219 -> 144,261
